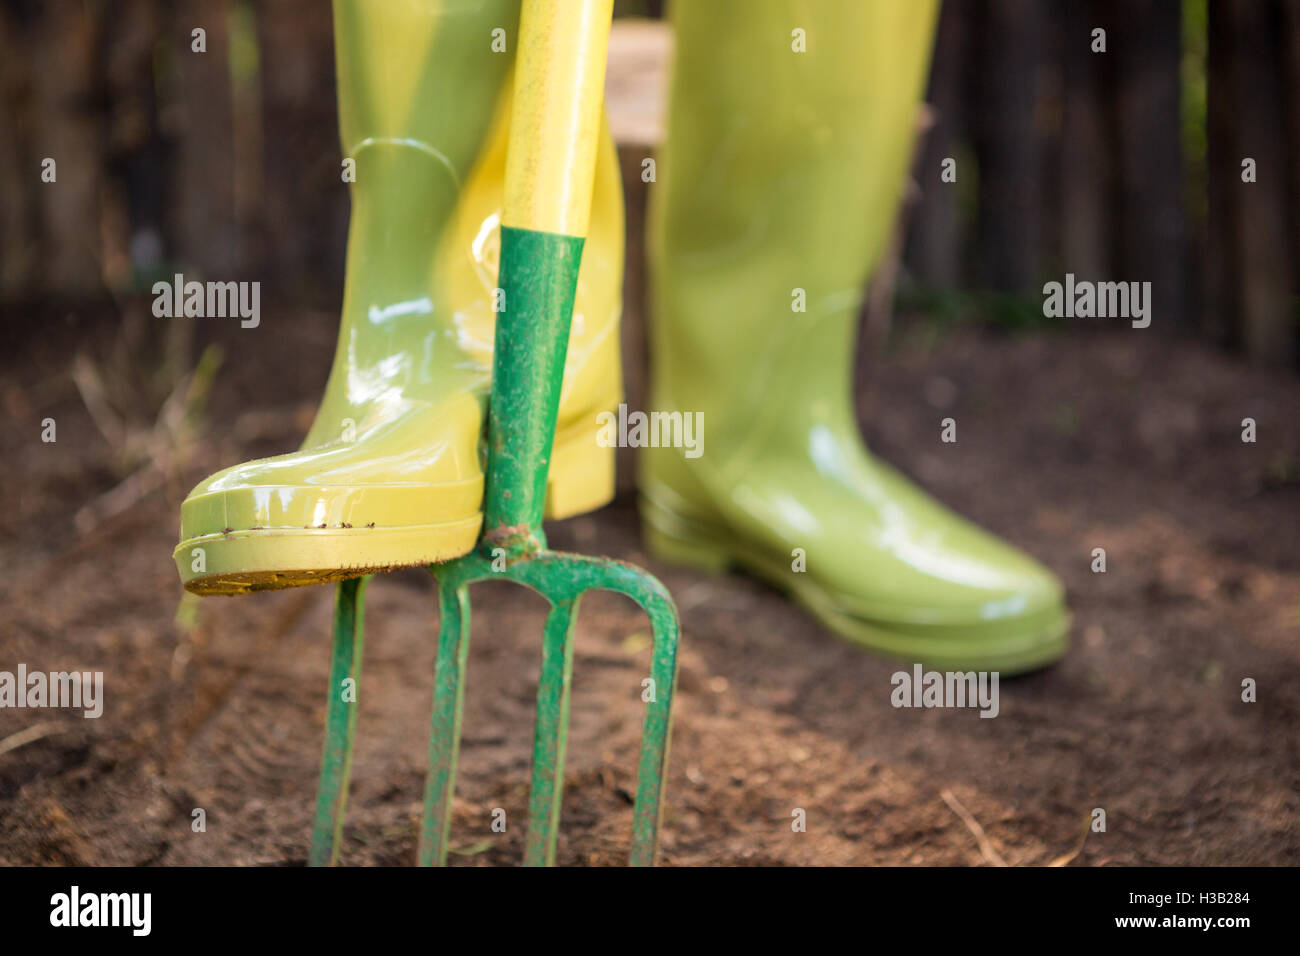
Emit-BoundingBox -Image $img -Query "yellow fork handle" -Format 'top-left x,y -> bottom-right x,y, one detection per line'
502,0 -> 614,239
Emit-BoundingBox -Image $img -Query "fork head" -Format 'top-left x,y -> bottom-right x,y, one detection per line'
420,542 -> 680,866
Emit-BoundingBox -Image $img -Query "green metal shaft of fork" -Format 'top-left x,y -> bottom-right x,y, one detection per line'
483,0 -> 608,548
482,226 -> 585,551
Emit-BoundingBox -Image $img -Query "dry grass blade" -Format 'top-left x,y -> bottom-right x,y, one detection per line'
1046,814 -> 1092,867
940,787 -> 1008,867
72,343 -> 224,533
71,353 -> 126,450
0,721 -> 71,758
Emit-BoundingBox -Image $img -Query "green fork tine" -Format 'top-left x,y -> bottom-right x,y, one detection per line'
309,574 -> 369,867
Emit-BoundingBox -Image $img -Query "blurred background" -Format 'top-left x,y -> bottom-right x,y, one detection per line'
1,1 -> 1298,866
1,0 -> 1298,366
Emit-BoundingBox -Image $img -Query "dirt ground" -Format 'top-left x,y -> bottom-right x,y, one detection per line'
2,306 -> 1298,866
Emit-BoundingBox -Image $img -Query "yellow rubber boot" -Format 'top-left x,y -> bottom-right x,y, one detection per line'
176,0 -> 623,594
641,0 -> 1070,674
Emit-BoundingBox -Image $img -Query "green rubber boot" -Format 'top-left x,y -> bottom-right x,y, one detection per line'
641,0 -> 1069,674
176,0 -> 624,594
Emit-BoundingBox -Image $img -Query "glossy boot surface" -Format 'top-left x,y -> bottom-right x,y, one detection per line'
641,0 -> 1069,674
177,0 -> 623,594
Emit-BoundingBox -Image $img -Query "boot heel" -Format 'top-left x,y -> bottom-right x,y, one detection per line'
641,508 -> 732,575
545,425 -> 615,520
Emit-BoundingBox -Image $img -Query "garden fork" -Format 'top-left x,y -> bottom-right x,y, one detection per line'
308,0 -> 679,867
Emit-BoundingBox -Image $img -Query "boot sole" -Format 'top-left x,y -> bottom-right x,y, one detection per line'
176,420 -> 615,594
641,495 -> 1070,676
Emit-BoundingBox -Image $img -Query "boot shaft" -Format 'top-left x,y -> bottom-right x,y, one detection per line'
310,0 -> 624,447
333,0 -> 517,162
647,0 -> 940,457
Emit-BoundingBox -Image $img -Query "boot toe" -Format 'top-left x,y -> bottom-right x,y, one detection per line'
175,462 -> 485,594
175,406 -> 485,594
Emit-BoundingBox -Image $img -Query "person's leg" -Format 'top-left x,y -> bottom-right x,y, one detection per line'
175,0 -> 625,594
643,0 -> 1069,673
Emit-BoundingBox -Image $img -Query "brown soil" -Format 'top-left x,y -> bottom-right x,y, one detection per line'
2,311 -> 1298,866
